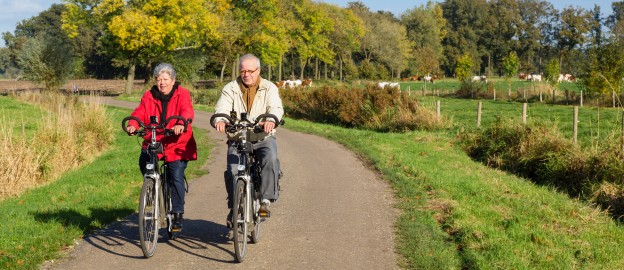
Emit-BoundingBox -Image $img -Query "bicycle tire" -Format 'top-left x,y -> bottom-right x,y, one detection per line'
139,177 -> 159,258
233,179 -> 248,262
250,197 -> 262,244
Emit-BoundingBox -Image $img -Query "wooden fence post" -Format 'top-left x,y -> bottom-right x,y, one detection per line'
580,90 -> 583,107
621,110 -> 624,153
436,100 -> 441,120
573,106 -> 578,144
613,91 -> 616,108
408,86 -> 411,96
522,103 -> 527,125
477,101 -> 482,128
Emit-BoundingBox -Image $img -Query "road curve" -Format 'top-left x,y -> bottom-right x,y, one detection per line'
41,97 -> 398,269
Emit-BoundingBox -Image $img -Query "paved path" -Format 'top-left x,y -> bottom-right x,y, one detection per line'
41,97 -> 398,269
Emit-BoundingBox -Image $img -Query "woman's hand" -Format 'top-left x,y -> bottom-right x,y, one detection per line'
173,124 -> 185,135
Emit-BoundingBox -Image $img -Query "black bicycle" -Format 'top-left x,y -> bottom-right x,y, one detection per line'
121,115 -> 188,258
210,112 -> 282,263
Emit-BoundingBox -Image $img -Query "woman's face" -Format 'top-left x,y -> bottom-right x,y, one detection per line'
156,72 -> 175,95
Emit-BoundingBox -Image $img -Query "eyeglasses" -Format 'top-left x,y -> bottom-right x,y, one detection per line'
240,68 -> 259,75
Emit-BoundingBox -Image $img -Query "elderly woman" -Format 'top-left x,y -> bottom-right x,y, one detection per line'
126,63 -> 197,232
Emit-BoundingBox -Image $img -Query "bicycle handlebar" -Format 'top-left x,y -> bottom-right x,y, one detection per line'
121,115 -> 189,136
209,113 -> 284,130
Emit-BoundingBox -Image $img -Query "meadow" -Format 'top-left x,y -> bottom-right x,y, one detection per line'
4,78 -> 624,269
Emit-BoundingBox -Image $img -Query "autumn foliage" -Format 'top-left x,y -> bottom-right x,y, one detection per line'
280,84 -> 448,132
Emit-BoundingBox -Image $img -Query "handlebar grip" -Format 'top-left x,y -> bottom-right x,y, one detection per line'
121,116 -> 145,134
165,115 -> 189,132
255,114 -> 282,127
210,113 -> 235,128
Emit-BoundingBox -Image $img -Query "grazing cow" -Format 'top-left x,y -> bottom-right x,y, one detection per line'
302,79 -> 313,87
410,76 -> 419,81
558,73 -> 575,83
377,82 -> 400,90
530,74 -> 542,82
423,75 -> 434,83
472,75 -> 487,83
275,80 -> 285,88
518,73 -> 527,80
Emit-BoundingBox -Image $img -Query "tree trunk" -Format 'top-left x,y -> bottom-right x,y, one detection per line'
220,56 -> 228,83
278,57 -> 283,81
231,59 -> 237,81
299,58 -> 306,80
125,63 -> 136,95
144,60 -> 152,84
268,65 -> 272,81
315,58 -> 319,80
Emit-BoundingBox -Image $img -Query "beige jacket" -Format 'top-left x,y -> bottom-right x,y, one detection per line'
213,77 -> 284,141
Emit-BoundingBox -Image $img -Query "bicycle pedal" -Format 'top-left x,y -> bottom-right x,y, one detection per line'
258,211 -> 271,218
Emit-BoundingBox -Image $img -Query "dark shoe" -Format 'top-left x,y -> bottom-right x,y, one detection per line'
259,203 -> 271,218
172,213 -> 183,232
226,209 -> 233,228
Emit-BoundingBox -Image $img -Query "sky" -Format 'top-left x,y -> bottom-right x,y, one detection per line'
0,0 -> 617,40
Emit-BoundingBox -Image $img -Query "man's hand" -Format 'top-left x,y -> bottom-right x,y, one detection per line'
215,121 -> 227,133
261,121 -> 276,133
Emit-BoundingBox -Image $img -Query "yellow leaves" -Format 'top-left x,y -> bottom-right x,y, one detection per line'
108,11 -> 167,51
93,0 -> 125,17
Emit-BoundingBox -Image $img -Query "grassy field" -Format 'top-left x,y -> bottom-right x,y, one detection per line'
416,95 -> 623,148
5,81 -> 624,269
283,117 -> 624,269
0,99 -> 211,269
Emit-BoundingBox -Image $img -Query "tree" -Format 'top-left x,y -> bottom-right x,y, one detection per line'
17,34 -> 73,91
323,3 -> 364,81
62,0 -> 225,94
455,54 -> 473,82
557,6 -> 591,73
502,51 -> 519,99
402,2 -> 446,77
544,58 -> 559,103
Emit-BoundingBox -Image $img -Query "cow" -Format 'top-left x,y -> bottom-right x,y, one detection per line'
472,75 -> 487,83
423,75 -> 434,83
377,82 -> 400,90
530,74 -> 542,82
302,79 -> 313,87
275,80 -> 285,88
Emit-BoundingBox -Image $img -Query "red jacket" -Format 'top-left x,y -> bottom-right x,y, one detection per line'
129,85 -> 197,162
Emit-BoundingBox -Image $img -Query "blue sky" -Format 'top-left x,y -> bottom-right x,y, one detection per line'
0,0 -> 617,40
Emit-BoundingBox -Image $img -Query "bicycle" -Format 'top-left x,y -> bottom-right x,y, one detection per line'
210,112 -> 282,263
121,115 -> 189,258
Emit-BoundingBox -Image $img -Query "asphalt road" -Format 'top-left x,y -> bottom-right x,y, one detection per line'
41,97 -> 399,270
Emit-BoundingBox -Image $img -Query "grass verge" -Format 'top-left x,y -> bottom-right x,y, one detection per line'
283,117 -> 624,269
0,105 -> 211,269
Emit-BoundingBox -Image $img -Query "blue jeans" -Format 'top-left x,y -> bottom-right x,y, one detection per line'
225,137 -> 279,209
139,149 -> 187,213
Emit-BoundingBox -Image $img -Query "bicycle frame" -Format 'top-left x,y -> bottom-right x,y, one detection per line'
121,114 -> 188,258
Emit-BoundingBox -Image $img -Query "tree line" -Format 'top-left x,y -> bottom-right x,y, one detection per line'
0,0 -> 623,95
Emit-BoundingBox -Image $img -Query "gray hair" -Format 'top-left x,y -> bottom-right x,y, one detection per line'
153,63 -> 176,79
239,54 -> 261,69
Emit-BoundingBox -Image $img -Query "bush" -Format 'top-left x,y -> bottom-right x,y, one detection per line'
281,85 -> 449,132
457,116 -> 624,220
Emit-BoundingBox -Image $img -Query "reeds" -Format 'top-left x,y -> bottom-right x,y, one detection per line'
0,93 -> 113,199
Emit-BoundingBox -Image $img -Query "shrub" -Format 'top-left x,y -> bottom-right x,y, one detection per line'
457,116 -> 624,220
281,85 -> 449,132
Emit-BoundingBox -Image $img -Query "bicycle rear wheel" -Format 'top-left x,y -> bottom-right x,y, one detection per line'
232,179 -> 248,262
139,177 -> 159,258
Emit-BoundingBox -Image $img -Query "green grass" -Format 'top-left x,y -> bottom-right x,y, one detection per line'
0,97 -> 47,137
417,96 -> 623,148
0,102 -> 211,270
283,117 -> 624,269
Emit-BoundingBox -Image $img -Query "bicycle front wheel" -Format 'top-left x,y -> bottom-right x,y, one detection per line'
232,179 -> 248,262
139,177 -> 159,258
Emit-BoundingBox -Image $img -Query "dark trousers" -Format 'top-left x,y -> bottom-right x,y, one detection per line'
225,137 -> 279,208
139,149 -> 187,213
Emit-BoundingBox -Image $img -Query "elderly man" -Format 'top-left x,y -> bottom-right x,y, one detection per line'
212,54 -> 284,226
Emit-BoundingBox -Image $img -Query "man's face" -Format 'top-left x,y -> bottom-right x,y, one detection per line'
240,59 -> 259,86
